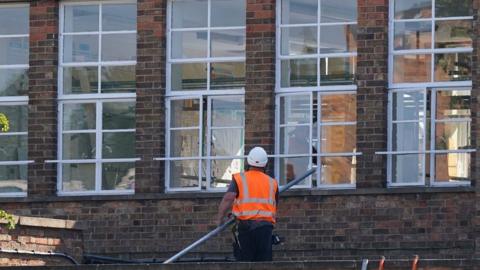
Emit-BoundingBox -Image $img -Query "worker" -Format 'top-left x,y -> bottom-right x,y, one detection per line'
215,146 -> 279,262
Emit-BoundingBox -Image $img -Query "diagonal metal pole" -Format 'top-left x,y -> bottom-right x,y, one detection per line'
163,168 -> 317,264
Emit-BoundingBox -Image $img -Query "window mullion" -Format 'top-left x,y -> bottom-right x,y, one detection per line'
96,100 -> 103,192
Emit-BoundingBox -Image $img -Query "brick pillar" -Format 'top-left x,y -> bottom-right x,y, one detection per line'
245,0 -> 276,173
356,0 -> 389,188
28,0 -> 59,197
135,0 -> 166,193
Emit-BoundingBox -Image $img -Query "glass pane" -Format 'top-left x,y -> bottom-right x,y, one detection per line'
393,91 -> 425,121
102,4 -> 136,31
63,35 -> 99,63
320,57 -> 356,85
63,103 -> 96,130
321,156 -> 355,185
102,33 -> 136,61
281,0 -> 317,24
321,125 -> 356,153
394,0 -> 431,19
436,90 -> 470,119
170,160 -> 200,188
392,154 -> 423,184
280,27 -> 317,55
0,37 -> 28,65
394,21 -> 431,50
320,0 -> 356,23
171,63 -> 207,90
280,126 -> 310,154
0,105 -> 27,132
393,54 -> 431,83
101,66 -> 136,93
436,0 -> 472,17
172,0 -> 207,28
212,97 -> 244,127
210,62 -> 245,89
321,94 -> 356,122
0,69 -> 28,96
0,165 -> 27,193
0,6 -> 28,35
102,162 -> 135,190
434,53 -> 471,82
171,99 -> 200,128
281,59 -> 317,87
211,0 -> 245,27
0,135 -> 27,161
170,129 -> 199,157
393,122 -> 424,151
64,5 -> 99,32
103,102 -> 135,130
211,30 -> 245,57
210,159 -> 243,188
435,153 -> 470,182
211,129 -> 243,156
62,163 -> 95,191
171,31 -> 208,59
279,157 -> 310,185
280,94 -> 310,125
319,24 -> 357,53
435,20 -> 472,49
435,122 -> 470,150
63,66 -> 98,94
62,133 -> 96,159
102,132 -> 135,158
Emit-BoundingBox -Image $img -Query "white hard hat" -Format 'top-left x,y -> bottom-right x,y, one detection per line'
247,147 -> 268,168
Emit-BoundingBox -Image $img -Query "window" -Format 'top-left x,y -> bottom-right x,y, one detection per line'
58,2 -> 137,195
166,0 -> 246,191
276,0 -> 358,188
0,4 -> 29,196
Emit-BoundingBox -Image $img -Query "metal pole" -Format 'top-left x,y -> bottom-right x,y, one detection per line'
163,168 -> 317,264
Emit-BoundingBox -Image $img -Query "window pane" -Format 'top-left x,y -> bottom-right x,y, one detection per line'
280,126 -> 310,154
64,5 -> 99,32
103,102 -> 135,130
319,24 -> 357,53
0,105 -> 27,132
393,91 -> 425,121
62,133 -> 96,159
211,30 -> 245,57
435,122 -> 470,150
0,69 -> 28,97
210,62 -> 245,89
281,59 -> 317,87
102,4 -> 136,31
394,0 -> 431,19
171,31 -> 208,59
279,157 -> 310,185
172,0 -> 207,28
170,160 -> 200,188
170,129 -> 199,157
211,0 -> 245,27
393,122 -> 424,151
102,34 -> 136,61
321,156 -> 355,185
0,165 -> 27,193
393,54 -> 431,83
436,90 -> 470,119
212,97 -> 244,127
0,37 -> 29,65
392,154 -> 423,184
211,128 -> 243,156
321,94 -> 356,122
320,0 -> 356,23
436,0 -> 472,17
321,125 -> 356,153
435,20 -> 472,49
0,135 -> 27,161
63,67 -> 98,94
0,7 -> 28,35
63,35 -> 99,62
394,21 -> 431,50
320,57 -> 356,85
209,159 -> 243,188
102,132 -> 135,158
435,153 -> 470,182
102,162 -> 135,190
62,163 -> 95,191
171,99 -> 200,128
171,63 -> 207,90
280,27 -> 317,55
281,0 -> 317,24
280,94 -> 310,125
63,103 -> 96,130
101,66 -> 136,93
434,53 -> 471,82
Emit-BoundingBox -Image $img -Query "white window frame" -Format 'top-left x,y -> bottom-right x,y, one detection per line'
55,1 -> 137,196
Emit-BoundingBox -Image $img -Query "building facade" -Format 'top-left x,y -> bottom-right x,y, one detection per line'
0,0 -> 478,261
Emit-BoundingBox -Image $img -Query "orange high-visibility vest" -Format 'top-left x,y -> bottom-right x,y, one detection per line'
232,170 -> 278,224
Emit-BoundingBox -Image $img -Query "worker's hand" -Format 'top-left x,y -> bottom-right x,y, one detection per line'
215,214 -> 226,226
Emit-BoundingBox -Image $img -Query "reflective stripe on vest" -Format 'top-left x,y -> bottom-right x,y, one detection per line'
232,210 -> 275,218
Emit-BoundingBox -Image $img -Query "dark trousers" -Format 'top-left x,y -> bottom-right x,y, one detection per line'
237,223 -> 273,262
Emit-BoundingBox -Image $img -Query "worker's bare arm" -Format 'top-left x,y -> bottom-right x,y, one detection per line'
215,191 -> 236,226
